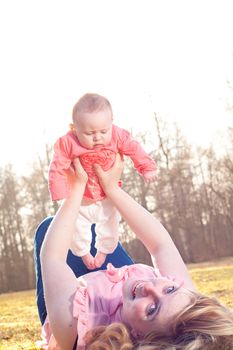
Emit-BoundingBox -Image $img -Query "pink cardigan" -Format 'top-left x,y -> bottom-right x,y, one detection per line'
48,125 -> 156,201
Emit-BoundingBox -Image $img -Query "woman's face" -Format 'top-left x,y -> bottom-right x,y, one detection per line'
121,276 -> 191,337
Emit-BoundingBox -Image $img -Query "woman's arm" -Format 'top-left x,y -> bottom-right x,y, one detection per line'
40,159 -> 88,350
94,155 -> 195,290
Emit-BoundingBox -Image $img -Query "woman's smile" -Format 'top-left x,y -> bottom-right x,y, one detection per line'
132,281 -> 146,299
121,277 -> 191,336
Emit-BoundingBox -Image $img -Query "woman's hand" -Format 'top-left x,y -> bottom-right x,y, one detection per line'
94,153 -> 124,195
71,158 -> 88,186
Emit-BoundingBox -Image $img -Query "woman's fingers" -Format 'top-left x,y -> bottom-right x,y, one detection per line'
71,153 -> 124,192
73,157 -> 82,172
93,153 -> 124,193
73,158 -> 88,183
93,153 -> 123,178
112,153 -> 124,171
93,163 -> 104,176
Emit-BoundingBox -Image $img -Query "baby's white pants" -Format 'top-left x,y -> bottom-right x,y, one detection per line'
70,198 -> 121,257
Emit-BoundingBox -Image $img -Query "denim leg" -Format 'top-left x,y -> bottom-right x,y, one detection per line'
34,217 -> 53,324
34,216 -> 134,324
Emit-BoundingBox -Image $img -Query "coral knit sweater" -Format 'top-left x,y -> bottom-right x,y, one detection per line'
49,125 -> 156,201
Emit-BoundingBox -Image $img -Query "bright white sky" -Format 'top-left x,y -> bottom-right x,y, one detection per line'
0,0 -> 233,174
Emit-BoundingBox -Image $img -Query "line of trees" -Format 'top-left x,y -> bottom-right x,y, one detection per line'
0,118 -> 233,293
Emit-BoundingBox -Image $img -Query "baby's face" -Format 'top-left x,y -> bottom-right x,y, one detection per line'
73,107 -> 113,149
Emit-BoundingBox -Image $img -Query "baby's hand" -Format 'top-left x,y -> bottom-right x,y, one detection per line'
143,170 -> 157,183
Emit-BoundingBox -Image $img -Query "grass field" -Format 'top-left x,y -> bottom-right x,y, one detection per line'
1,257 -> 233,350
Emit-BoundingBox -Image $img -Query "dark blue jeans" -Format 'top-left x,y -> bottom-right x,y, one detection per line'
34,216 -> 134,325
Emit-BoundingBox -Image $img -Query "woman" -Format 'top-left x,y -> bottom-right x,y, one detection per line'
36,155 -> 233,350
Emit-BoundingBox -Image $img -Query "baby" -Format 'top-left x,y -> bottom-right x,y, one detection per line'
48,93 -> 157,269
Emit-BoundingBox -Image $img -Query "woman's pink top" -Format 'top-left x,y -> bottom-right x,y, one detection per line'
48,125 -> 156,201
37,263 -> 161,350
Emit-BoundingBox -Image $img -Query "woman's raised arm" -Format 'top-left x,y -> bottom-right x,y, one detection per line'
94,155 -> 195,290
40,159 -> 88,350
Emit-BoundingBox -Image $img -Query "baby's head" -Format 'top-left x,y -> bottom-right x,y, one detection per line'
71,93 -> 113,149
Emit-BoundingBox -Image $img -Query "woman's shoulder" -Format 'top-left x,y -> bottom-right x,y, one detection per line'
126,263 -> 162,277
100,263 -> 162,282
75,263 -> 161,286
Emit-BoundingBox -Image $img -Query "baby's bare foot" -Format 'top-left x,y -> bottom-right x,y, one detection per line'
94,251 -> 107,268
82,253 -> 95,270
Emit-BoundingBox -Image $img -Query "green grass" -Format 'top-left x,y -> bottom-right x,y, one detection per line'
1,258 -> 233,349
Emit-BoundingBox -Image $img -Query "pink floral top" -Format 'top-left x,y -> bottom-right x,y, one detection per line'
48,125 -> 156,201
37,263 -> 161,350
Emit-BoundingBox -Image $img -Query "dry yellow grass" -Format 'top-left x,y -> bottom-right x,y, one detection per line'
1,258 -> 233,349
189,264 -> 233,308
0,290 -> 40,350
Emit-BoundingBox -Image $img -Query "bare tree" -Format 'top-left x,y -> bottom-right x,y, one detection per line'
0,165 -> 30,291
1,121 -> 233,292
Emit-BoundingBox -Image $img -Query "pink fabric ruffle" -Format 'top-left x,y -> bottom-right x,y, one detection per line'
105,263 -> 128,282
79,149 -> 116,172
73,286 -> 89,349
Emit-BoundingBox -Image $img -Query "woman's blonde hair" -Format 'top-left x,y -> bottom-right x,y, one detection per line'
84,322 -> 133,350
85,292 -> 233,350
